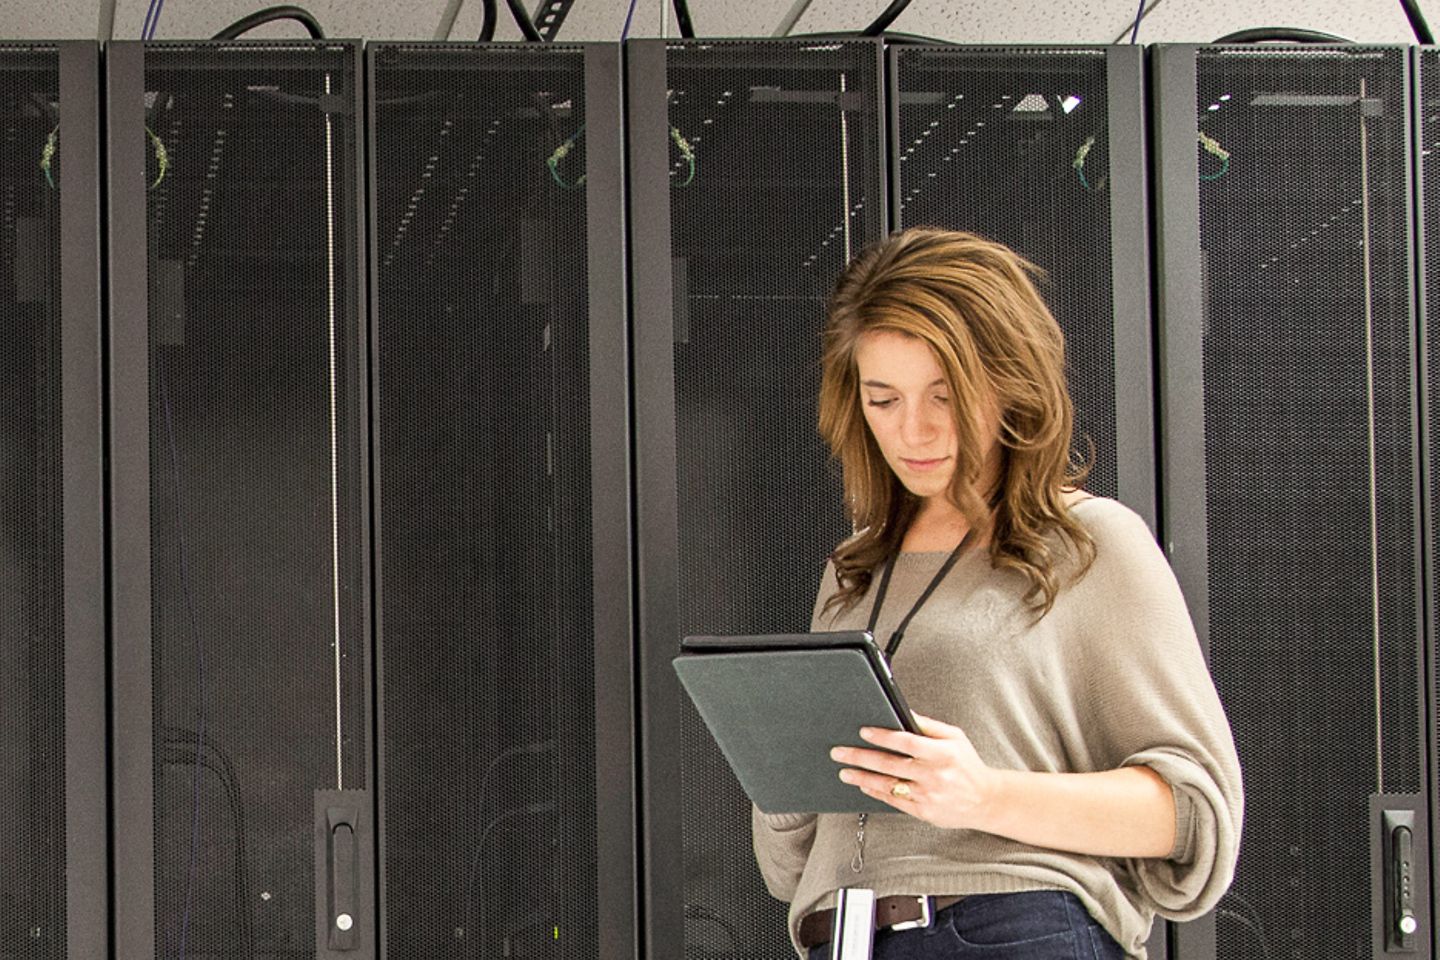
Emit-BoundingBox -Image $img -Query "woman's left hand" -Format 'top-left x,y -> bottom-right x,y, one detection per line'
831,712 -> 998,829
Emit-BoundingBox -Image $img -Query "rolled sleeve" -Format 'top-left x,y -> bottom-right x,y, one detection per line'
1121,748 -> 1242,918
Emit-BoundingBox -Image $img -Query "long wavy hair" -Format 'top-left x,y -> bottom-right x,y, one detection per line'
818,227 -> 1095,617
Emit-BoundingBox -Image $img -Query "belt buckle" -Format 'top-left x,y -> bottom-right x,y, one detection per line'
888,895 -> 933,932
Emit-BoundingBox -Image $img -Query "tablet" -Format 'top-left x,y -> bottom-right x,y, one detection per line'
672,631 -> 919,813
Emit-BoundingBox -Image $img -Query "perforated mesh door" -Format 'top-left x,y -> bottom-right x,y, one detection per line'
0,45 -> 66,960
894,48 -> 1118,499
1191,47 -> 1420,959
373,46 -> 597,960
142,44 -> 367,959
664,41 -> 884,959
1422,46 -> 1440,943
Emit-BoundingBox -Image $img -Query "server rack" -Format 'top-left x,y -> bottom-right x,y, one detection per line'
107,40 -> 373,960
629,36 -> 888,960
0,39 -> 106,960
1152,43 -> 1429,960
368,42 -> 634,960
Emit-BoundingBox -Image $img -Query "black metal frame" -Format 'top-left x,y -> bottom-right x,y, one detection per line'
47,38 -> 109,960
1413,43 -> 1440,960
1105,44 -> 1156,532
106,40 -> 155,958
580,43 -> 640,960
624,39 -> 682,956
107,39 -> 374,959
364,39 -> 636,960
1149,44 -> 1209,656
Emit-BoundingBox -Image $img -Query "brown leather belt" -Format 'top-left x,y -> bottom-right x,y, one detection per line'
798,894 -> 965,948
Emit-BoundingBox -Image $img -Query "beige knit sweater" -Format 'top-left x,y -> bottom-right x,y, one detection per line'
751,497 -> 1243,959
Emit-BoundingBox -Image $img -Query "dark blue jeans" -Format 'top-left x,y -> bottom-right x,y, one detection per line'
806,891 -> 1127,960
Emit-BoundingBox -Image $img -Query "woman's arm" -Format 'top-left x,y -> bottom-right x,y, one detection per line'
981,763 -> 1175,858
752,808 -> 819,901
832,713 -> 1177,859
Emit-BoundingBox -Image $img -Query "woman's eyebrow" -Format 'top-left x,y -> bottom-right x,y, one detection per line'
860,378 -> 946,388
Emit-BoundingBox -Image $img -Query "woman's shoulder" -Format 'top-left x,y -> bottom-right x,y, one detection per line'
1061,494 -> 1172,590
1064,493 -> 1155,544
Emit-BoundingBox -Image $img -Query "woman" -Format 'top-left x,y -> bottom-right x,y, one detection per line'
752,228 -> 1242,959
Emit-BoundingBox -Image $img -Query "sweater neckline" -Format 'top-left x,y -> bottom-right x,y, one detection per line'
895,496 -> 1103,558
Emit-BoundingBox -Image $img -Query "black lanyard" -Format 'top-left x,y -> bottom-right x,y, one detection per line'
865,530 -> 975,661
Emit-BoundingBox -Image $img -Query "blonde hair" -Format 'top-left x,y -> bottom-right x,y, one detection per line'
818,227 -> 1095,616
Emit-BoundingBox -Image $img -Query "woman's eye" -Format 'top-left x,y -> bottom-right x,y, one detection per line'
866,398 -> 896,409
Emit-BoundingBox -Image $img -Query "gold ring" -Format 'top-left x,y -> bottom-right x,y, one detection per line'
890,781 -> 913,799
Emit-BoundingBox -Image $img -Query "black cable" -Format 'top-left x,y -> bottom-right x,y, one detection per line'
506,0 -> 544,41
860,0 -> 913,36
786,28 -> 945,44
212,5 -> 324,39
683,903 -> 741,949
1212,27 -> 1350,43
479,0 -> 498,41
160,727 -> 256,960
672,0 -> 696,38
463,803 -> 557,959
1400,0 -> 1436,43
1214,896 -> 1273,960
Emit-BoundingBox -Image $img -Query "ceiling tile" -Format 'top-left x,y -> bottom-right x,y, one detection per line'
792,0 -> 1440,44
2,0 -> 100,39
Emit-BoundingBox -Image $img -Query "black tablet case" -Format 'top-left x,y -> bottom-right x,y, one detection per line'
672,633 -> 914,813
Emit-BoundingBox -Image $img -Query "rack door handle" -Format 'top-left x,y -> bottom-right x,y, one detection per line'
327,809 -> 358,950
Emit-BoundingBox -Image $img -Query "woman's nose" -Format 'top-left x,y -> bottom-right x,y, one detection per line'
900,403 -> 939,445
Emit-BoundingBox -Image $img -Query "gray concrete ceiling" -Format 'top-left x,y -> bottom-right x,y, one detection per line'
1,0 -> 1436,44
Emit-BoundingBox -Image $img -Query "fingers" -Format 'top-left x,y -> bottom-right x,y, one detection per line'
855,725 -> 946,761
910,712 -> 964,739
836,766 -> 917,812
830,744 -> 916,780
834,715 -> 989,828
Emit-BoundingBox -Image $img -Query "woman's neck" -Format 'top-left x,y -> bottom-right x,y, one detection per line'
900,498 -> 977,553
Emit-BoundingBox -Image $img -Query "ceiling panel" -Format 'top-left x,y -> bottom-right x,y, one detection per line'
794,0 -> 1143,43
4,1 -> 1440,57
793,0 -> 1440,44
1,0 -> 102,40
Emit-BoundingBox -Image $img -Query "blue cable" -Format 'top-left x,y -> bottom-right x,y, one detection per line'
1128,0 -> 1145,43
142,0 -> 166,40
620,0 -> 639,41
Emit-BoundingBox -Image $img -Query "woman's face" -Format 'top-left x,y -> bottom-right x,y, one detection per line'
854,329 -> 1000,504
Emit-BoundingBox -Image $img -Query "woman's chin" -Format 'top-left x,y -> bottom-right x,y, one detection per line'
899,478 -> 953,501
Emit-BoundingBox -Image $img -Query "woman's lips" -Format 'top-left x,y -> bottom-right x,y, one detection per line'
901,457 -> 948,472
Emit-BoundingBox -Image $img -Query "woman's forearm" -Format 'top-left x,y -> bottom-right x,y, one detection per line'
976,764 -> 1176,859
